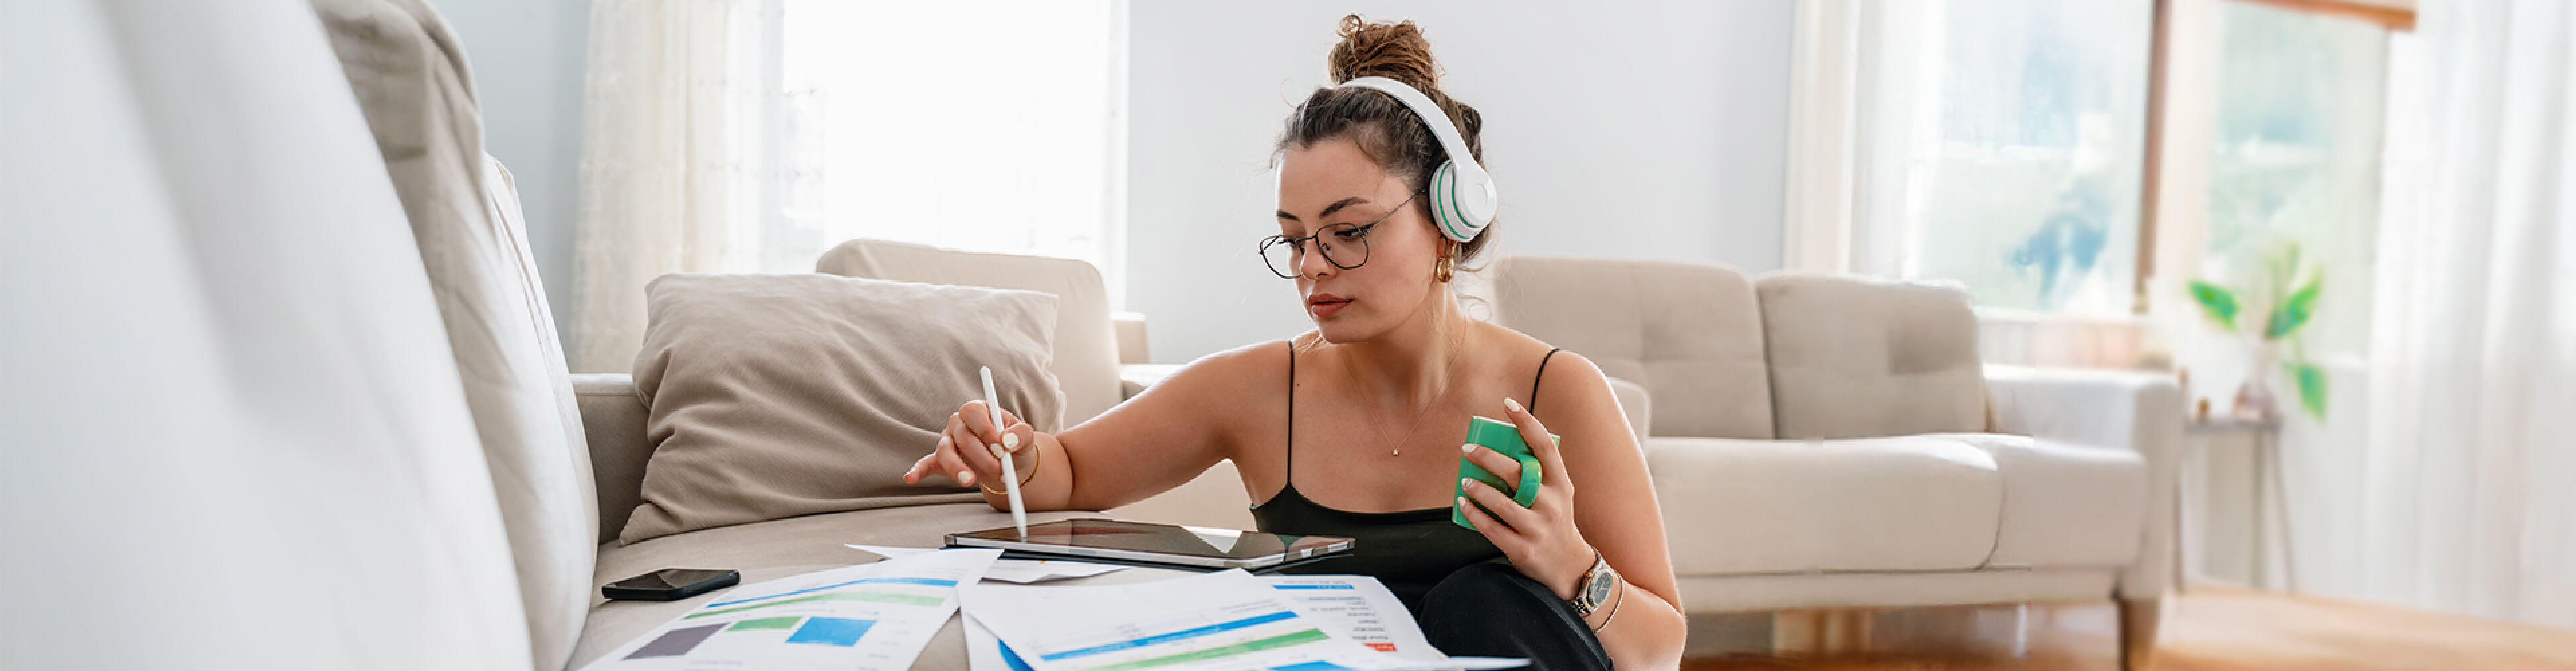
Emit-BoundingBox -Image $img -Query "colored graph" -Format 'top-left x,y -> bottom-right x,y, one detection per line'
784,617 -> 877,646
624,623 -> 724,660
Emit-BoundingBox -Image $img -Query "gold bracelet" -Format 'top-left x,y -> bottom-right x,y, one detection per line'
977,441 -> 1041,495
1590,577 -> 1626,631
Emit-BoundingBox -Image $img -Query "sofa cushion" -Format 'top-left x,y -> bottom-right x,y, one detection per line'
1646,435 -> 2002,575
1755,274 -> 1987,440
620,274 -> 1065,544
573,504 -> 1130,669
1941,433 -> 2149,568
817,240 -> 1124,425
311,1 -> 596,667
1490,256 -> 1775,440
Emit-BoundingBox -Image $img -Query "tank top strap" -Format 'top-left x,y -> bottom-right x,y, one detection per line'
1529,348 -> 1562,415
1285,340 -> 1298,483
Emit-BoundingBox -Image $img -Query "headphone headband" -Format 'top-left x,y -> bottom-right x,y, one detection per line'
1334,76 -> 1498,242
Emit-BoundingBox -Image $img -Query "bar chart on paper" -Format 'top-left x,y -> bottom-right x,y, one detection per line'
584,549 -> 1000,671
964,570 -> 1447,671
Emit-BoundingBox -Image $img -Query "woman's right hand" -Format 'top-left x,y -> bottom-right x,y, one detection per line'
902,400 -> 1038,488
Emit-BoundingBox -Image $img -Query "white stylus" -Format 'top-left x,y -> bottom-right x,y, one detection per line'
981,366 -> 1028,538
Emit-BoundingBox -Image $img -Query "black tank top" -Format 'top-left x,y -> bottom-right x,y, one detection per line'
1250,343 -> 1564,611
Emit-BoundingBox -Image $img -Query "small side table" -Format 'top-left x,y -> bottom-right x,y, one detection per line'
2181,417 -> 2292,591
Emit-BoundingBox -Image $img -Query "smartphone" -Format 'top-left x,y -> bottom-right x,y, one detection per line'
1452,415 -> 1556,530
602,568 -> 740,602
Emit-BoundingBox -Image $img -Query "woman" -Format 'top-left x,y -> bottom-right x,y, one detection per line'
903,15 -> 1686,669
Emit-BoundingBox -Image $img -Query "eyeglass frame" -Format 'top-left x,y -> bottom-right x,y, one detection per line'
1256,190 -> 1426,280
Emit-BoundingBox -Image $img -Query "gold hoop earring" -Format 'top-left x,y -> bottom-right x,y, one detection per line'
1435,254 -> 1456,283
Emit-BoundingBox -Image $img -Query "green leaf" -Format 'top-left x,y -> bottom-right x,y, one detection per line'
2288,361 -> 2328,420
2189,280 -> 2240,331
2265,276 -> 2322,340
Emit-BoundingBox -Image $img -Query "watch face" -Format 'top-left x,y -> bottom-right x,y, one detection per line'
1585,567 -> 1616,605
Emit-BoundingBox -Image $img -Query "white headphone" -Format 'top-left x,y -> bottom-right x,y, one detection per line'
1334,76 -> 1499,243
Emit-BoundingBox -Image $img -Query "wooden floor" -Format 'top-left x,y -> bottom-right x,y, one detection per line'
1679,585 -> 2576,670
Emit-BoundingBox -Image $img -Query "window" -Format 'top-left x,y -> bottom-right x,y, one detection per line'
1849,0 -> 2155,314
768,0 -> 1126,296
2193,1 -> 2388,360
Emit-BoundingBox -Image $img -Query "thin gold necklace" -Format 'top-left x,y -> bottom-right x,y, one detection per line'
1344,348 -> 1458,457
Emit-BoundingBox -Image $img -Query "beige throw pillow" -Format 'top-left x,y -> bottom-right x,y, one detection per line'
619,273 -> 1065,544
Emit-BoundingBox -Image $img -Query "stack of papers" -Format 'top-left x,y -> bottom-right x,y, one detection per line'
962,569 -> 1524,671
584,544 -> 1525,671
580,548 -> 1001,671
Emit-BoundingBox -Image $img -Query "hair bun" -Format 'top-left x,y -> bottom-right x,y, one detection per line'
1328,15 -> 1442,91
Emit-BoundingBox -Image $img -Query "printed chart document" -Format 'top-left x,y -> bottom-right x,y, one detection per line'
964,613 -> 1028,671
963,569 -> 1525,671
1260,576 -> 1442,662
579,548 -> 1001,671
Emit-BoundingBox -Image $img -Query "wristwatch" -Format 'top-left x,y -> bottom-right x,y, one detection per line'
1569,551 -> 1619,617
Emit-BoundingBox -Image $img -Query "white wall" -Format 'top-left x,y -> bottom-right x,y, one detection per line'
1126,1 -> 1795,362
431,0 -> 1794,364
435,0 -> 589,342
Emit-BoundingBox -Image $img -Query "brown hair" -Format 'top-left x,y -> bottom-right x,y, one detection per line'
1277,15 -> 1495,268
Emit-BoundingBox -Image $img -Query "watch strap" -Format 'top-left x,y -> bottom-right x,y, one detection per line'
1570,551 -> 1615,616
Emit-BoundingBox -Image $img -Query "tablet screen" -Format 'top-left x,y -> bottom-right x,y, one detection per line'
950,519 -> 1345,561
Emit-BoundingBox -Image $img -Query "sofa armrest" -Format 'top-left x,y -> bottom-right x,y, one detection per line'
572,373 -> 651,544
1983,364 -> 2182,599
1605,375 -> 1652,451
1119,364 -> 1183,401
1112,311 -> 1149,366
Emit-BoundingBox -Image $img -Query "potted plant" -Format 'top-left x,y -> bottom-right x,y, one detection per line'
2187,240 -> 2328,421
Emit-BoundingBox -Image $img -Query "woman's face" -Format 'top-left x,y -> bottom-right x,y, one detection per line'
1275,136 -> 1445,344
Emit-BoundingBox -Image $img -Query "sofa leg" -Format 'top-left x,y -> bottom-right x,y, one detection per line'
2118,597 -> 2162,670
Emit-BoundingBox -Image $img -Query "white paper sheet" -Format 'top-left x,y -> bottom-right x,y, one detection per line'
847,544 -> 1128,584
578,548 -> 1001,671
961,569 -> 1526,671
1260,576 -> 1442,662
965,614 -> 1013,671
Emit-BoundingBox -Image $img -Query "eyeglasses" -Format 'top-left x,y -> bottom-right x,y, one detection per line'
1258,191 -> 1423,280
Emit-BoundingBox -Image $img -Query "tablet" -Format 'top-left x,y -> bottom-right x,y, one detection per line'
943,518 -> 1353,570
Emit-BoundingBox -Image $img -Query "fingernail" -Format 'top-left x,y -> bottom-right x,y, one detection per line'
1457,496 -> 1470,508
958,470 -> 975,486
1002,433 -> 1020,450
1460,478 -> 1474,491
1460,444 -> 1478,455
1505,397 -> 1525,414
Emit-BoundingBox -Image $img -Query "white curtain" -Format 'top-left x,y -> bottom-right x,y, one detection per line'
2349,0 -> 2576,629
568,0 -> 770,374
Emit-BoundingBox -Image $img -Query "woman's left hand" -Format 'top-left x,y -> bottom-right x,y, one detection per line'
1457,397 -> 1595,601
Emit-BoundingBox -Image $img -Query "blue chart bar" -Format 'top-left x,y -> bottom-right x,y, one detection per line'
1040,610 -> 1301,661
784,617 -> 876,646
1001,639 -> 1038,671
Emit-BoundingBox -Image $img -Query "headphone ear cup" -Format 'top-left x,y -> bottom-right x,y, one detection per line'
1430,161 -> 1474,242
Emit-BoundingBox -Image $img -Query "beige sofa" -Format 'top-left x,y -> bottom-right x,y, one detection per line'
568,239 -> 1184,668
1487,255 -> 2180,664
276,2 -> 2174,667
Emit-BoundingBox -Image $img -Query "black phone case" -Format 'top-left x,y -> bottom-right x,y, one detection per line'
602,570 -> 740,602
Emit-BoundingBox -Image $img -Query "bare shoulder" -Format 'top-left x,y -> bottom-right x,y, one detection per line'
1128,337 -> 1296,425
1476,322 -> 1612,399
1153,337 -> 1293,397
1478,322 -> 1621,431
